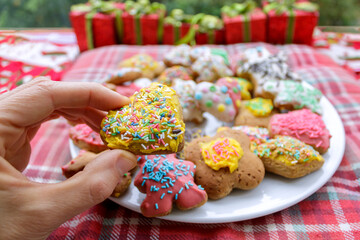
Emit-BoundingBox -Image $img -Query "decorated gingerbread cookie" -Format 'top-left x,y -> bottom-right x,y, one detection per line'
194,82 -> 237,122
118,54 -> 165,79
184,129 -> 265,200
236,50 -> 301,98
217,126 -> 270,151
134,154 -> 208,217
105,68 -> 142,85
235,98 -> 278,128
157,66 -> 193,86
262,80 -> 323,114
191,55 -> 233,83
269,109 -> 331,153
171,79 -> 203,123
101,83 -> 185,155
163,44 -> 192,67
61,150 -> 133,197
189,46 -> 230,65
254,136 -> 324,178
69,124 -> 107,153
217,77 -> 253,101
215,77 -> 242,109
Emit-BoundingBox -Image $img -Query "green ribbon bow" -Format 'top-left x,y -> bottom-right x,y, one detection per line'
221,1 -> 258,43
263,0 -> 318,43
164,9 -> 192,43
221,0 -> 257,18
72,0 -> 123,49
125,0 -> 166,44
176,14 -> 223,45
263,0 -> 318,14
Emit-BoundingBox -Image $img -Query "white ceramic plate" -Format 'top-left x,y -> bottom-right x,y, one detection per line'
69,86 -> 345,224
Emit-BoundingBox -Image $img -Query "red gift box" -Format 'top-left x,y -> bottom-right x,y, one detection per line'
122,12 -> 163,45
162,23 -> 191,45
70,3 -> 124,52
195,29 -> 226,45
264,1 -> 318,45
223,8 -> 266,44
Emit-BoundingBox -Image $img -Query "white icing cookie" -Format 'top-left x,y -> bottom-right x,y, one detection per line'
192,55 -> 233,83
164,44 -> 192,67
172,79 -> 203,123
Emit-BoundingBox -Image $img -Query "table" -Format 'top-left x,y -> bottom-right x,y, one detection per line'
0,29 -> 78,92
19,42 -> 360,239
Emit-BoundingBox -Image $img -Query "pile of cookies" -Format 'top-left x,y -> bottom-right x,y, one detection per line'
64,46 -> 331,218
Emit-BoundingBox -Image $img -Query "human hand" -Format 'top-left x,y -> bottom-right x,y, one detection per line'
0,78 -> 137,240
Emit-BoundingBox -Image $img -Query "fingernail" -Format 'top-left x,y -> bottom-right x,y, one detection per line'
115,150 -> 137,174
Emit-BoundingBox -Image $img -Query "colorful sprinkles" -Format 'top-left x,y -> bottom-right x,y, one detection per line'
244,98 -> 274,117
254,136 -> 324,166
200,138 -> 243,173
101,83 -> 185,154
134,154 -> 207,217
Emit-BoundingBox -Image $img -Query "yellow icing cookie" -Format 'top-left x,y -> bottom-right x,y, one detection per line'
118,54 -> 163,79
255,136 -> 324,166
101,83 -> 185,154
244,98 -> 273,117
201,138 -> 243,173
237,78 -> 253,100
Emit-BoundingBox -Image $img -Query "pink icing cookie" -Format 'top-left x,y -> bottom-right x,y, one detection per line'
114,83 -> 141,97
269,109 -> 331,154
69,124 -> 107,153
134,154 -> 208,217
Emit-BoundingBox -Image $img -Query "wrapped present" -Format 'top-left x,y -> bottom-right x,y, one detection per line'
195,15 -> 225,45
122,0 -> 165,45
163,9 -> 192,45
263,0 -> 319,45
221,1 -> 266,44
70,1 -> 124,52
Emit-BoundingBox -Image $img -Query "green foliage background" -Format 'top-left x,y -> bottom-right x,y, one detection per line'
0,0 -> 359,28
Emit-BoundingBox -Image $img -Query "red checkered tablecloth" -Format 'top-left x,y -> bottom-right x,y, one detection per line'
25,43 -> 360,239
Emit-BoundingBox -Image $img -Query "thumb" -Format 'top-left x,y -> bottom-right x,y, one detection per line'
40,150 -> 137,226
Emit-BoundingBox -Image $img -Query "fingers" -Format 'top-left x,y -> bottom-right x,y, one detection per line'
55,107 -> 106,132
0,77 -> 129,127
38,150 -> 136,226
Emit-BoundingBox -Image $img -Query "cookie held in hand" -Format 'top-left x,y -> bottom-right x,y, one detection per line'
101,83 -> 185,155
184,129 -> 265,200
254,136 -> 324,178
61,150 -> 133,198
134,154 -> 208,217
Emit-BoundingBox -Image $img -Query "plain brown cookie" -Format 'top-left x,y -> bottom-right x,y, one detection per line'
61,151 -> 133,198
234,102 -> 279,128
184,130 -> 265,200
105,68 -> 142,85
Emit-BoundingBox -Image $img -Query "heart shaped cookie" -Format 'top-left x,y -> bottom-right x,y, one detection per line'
101,83 -> 185,155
